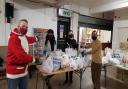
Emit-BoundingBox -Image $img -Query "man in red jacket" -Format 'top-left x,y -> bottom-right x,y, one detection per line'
6,19 -> 38,89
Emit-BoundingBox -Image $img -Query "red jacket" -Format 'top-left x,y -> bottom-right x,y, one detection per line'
6,28 -> 36,74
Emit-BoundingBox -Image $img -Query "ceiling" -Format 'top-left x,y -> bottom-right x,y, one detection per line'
59,0 -> 122,8
12,0 -> 122,8
11,0 -> 124,14
11,0 -> 58,10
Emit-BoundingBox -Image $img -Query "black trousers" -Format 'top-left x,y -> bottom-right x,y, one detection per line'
65,71 -> 73,82
45,75 -> 54,89
91,62 -> 102,89
28,65 -> 36,79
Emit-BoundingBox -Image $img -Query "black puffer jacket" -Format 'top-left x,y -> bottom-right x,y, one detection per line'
66,38 -> 77,49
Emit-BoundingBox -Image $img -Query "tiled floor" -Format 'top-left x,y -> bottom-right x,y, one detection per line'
0,68 -> 128,89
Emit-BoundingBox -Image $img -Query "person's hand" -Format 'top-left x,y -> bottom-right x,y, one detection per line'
35,56 -> 39,60
34,56 -> 42,65
34,56 -> 40,63
35,36 -> 39,41
86,51 -> 91,55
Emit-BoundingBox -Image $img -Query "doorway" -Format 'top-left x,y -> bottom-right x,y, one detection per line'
57,16 -> 70,51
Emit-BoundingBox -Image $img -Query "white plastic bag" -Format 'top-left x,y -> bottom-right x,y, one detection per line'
76,57 -> 84,68
109,58 -> 120,64
53,57 -> 61,71
83,54 -> 92,66
69,58 -> 78,69
65,48 -> 77,57
112,49 -> 121,58
42,56 -> 53,73
60,54 -> 70,68
102,56 -> 109,64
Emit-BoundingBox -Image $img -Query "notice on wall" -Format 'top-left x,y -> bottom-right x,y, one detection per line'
60,25 -> 64,38
60,31 -> 63,38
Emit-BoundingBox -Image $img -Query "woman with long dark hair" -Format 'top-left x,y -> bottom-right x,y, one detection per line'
44,29 -> 56,89
45,29 -> 56,51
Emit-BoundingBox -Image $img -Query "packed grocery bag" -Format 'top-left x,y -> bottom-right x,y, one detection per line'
102,47 -> 113,64
42,56 -> 53,73
65,48 -> 77,57
83,54 -> 92,66
60,54 -> 70,68
102,48 -> 121,65
53,57 -> 61,71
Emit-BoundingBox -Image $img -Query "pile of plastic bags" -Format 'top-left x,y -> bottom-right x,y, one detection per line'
102,48 -> 120,65
65,48 -> 77,57
120,51 -> 128,67
41,48 -> 91,72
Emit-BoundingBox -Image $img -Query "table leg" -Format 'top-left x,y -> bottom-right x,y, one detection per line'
74,68 -> 86,89
44,75 -> 54,89
35,71 -> 38,89
80,69 -> 83,89
104,65 -> 107,87
41,77 -> 46,89
43,79 -> 45,89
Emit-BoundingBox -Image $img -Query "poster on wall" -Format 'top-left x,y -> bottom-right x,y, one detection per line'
60,25 -> 64,38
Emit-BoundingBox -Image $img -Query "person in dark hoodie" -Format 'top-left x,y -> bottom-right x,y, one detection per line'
64,30 -> 77,85
45,29 -> 56,51
66,30 -> 77,49
6,19 -> 38,89
44,29 -> 56,89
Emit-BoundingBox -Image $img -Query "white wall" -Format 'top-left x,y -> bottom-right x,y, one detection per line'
63,4 -> 90,41
112,8 -> 128,49
0,1 -> 90,45
112,20 -> 128,49
11,4 -> 90,43
71,13 -> 79,41
0,0 -> 6,46
0,0 -> 58,45
12,5 -> 90,42
11,8 -> 57,37
117,27 -> 128,43
63,4 -> 90,16
90,0 -> 128,14
100,30 -> 111,43
114,8 -> 128,20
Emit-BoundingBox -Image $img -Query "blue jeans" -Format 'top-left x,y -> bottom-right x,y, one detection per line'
7,74 -> 29,89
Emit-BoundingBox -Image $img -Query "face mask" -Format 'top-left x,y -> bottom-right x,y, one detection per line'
19,28 -> 27,36
92,36 -> 97,40
69,34 -> 73,38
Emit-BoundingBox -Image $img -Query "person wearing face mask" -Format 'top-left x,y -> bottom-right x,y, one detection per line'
45,29 -> 56,51
6,19 -> 38,89
63,30 -> 77,85
85,31 -> 102,89
44,29 -> 56,89
67,32 -> 77,49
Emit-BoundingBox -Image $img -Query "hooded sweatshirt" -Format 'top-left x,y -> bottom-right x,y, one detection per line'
6,28 -> 37,79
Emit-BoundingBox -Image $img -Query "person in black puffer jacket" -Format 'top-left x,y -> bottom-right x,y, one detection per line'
64,30 -> 77,85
